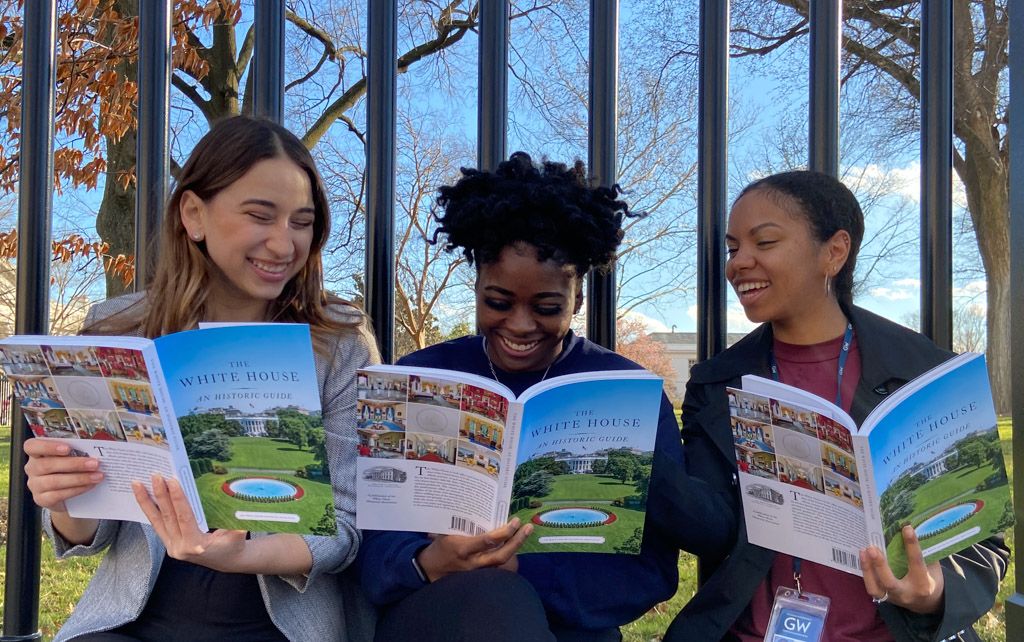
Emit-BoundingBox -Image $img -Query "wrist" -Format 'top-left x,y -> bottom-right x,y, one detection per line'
411,546 -> 431,584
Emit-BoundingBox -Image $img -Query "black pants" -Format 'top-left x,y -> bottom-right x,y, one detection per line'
374,567 -> 622,642
70,556 -> 286,642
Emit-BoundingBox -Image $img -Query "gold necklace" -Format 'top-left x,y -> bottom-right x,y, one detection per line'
482,337 -> 552,385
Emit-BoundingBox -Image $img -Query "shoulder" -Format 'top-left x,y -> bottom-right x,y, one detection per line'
324,300 -> 367,326
687,324 -> 772,386
320,301 -> 380,365
847,305 -> 952,373
84,292 -> 147,331
563,335 -> 644,372
397,336 -> 480,368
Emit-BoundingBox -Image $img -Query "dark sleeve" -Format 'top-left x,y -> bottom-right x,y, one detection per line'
649,379 -> 739,560
355,529 -> 433,606
880,534 -> 1010,641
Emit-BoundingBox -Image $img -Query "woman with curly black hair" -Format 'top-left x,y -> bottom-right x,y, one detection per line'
357,152 -> 723,641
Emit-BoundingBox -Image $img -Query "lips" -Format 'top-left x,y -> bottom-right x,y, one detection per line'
499,335 -> 540,353
249,257 -> 291,279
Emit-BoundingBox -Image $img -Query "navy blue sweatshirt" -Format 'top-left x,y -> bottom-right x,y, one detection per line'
356,332 -> 691,630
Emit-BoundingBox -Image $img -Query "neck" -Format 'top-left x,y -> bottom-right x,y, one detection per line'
771,299 -> 848,345
205,298 -> 269,324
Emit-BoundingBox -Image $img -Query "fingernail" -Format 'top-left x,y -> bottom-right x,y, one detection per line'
57,444 -> 70,455
90,472 -> 103,482
85,459 -> 100,469
510,517 -> 520,527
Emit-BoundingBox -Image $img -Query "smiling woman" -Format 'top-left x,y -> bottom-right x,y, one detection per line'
357,152 -> 694,642
22,116 -> 380,642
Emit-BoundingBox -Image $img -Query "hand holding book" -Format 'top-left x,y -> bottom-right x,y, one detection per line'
860,525 -> 944,614
417,517 -> 533,582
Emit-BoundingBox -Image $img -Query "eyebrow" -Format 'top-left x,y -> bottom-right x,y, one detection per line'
725,221 -> 783,241
483,285 -> 566,299
240,198 -> 315,214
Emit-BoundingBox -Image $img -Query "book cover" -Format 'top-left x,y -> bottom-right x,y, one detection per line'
729,352 -> 1011,577
0,325 -> 333,535
354,365 -> 663,555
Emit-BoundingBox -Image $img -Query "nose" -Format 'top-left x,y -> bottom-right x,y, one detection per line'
726,245 -> 754,279
265,221 -> 294,258
506,305 -> 537,334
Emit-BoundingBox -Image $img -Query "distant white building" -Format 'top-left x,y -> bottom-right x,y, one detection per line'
555,453 -> 607,474
237,415 -> 276,437
648,331 -> 747,397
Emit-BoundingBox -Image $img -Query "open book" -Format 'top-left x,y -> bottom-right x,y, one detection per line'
354,365 -> 663,554
0,325 -> 336,535
730,352 -> 1010,576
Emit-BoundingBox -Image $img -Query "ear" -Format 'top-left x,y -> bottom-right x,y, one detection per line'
572,282 -> 584,315
822,229 -> 851,277
179,190 -> 206,240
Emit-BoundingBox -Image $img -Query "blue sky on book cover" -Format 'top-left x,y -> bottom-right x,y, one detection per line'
868,355 -> 996,491
154,325 -> 320,417
515,378 -> 662,468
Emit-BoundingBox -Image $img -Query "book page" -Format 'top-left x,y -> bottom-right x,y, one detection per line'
729,385 -> 868,575
511,376 -> 663,555
354,366 -> 514,535
864,353 -> 1009,576
153,325 -> 330,534
0,337 -> 189,524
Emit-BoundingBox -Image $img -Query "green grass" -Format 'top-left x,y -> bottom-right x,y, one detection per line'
193,470 -> 334,533
0,420 -> 1017,641
215,436 -> 317,470
509,474 -> 647,553
883,460 -> 1010,571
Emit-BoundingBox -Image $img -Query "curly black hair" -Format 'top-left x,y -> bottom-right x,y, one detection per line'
432,151 -> 640,276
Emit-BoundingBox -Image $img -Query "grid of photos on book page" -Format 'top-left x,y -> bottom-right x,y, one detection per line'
730,389 -> 862,510
356,372 -> 507,481
0,344 -> 168,449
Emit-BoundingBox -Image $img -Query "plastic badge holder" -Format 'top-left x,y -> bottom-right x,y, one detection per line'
763,586 -> 830,642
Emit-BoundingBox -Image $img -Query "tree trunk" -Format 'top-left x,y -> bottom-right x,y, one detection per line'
95,0 -> 138,298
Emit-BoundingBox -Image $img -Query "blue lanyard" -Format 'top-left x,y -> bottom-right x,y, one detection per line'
769,322 -> 854,407
768,321 -> 854,591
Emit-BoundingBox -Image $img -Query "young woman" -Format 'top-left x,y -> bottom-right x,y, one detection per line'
23,116 -> 379,642
357,152 -> 714,642
664,170 -> 1009,641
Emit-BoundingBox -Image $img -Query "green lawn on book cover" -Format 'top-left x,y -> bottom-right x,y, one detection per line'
509,473 -> 647,553
195,436 -> 334,534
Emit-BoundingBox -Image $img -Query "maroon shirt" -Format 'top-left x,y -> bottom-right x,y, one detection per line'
729,332 -> 895,642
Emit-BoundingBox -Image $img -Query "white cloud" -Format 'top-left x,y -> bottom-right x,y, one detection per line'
869,287 -> 913,301
843,161 -> 968,209
687,301 -> 758,335
622,310 -> 670,333
893,278 -> 921,288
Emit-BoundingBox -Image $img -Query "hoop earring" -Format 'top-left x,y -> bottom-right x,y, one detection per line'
824,273 -> 832,297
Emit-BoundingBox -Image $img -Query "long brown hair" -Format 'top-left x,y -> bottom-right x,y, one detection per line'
86,116 -> 366,355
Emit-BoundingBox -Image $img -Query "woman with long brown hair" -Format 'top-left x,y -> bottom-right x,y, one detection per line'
23,116 -> 379,642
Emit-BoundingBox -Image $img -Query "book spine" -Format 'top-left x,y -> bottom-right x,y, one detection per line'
495,401 -> 523,526
854,433 -> 885,551
145,343 -> 209,532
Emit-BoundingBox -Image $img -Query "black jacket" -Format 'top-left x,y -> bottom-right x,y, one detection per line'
664,304 -> 1009,642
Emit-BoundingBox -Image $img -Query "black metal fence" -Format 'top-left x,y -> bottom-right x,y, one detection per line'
4,1 -> 1023,640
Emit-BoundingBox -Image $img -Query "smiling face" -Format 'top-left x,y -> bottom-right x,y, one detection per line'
726,189 -> 850,338
180,155 -> 316,322
476,243 -> 583,373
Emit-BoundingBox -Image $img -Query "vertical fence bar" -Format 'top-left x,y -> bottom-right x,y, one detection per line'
366,0 -> 397,363
919,0 -> 953,348
253,0 -> 285,122
1005,1 -> 1024,637
2,2 -> 56,640
135,0 -> 172,288
478,0 -> 508,171
697,0 -> 729,364
808,0 -> 841,176
586,0 -> 618,349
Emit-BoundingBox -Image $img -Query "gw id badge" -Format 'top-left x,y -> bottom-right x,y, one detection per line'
764,586 -> 830,642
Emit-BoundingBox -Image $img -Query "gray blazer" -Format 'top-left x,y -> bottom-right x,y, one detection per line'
44,293 -> 380,642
